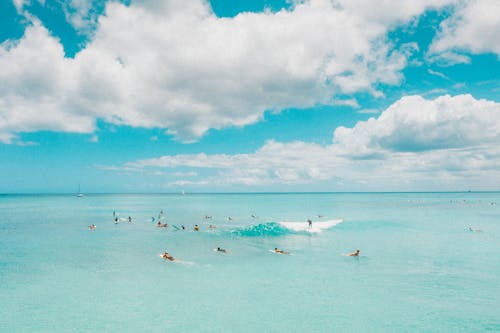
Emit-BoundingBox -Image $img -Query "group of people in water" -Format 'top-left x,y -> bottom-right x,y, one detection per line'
160,247 -> 361,262
93,209 -> 482,263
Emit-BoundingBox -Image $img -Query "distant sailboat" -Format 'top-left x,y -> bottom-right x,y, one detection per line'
77,184 -> 84,198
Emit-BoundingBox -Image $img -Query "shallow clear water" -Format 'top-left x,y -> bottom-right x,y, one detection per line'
1,193 -> 499,332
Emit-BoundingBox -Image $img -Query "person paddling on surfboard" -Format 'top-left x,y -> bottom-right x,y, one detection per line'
162,252 -> 175,261
274,247 -> 290,255
348,249 -> 360,257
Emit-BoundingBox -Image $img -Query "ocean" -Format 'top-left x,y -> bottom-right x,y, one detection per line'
1,192 -> 499,332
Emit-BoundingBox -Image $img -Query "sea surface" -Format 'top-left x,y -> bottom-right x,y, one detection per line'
1,192 -> 499,332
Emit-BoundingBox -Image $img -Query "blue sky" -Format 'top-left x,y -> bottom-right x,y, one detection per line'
1,0 -> 499,193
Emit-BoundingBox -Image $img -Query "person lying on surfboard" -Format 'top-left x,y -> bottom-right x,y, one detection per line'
348,249 -> 360,257
274,247 -> 290,254
162,252 -> 175,261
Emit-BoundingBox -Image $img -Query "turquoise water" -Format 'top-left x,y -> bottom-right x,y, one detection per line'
1,193 -> 499,332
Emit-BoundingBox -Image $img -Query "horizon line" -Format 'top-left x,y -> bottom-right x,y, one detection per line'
1,190 -> 498,195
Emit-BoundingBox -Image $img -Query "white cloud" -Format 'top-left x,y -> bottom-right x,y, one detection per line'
0,21 -> 95,143
427,69 -> 450,80
1,0 -> 454,143
13,0 -> 25,13
357,109 -> 379,114
429,0 -> 500,59
61,0 -> 100,35
333,94 -> 500,155
331,98 -> 360,108
112,94 -> 500,191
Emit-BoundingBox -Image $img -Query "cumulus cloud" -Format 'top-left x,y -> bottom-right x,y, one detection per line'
0,21 -> 95,144
429,0 -> 500,59
61,0 -> 105,35
112,94 -> 500,190
333,94 -> 500,155
1,0 -> 455,143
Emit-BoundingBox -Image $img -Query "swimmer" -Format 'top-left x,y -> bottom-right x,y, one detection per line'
194,225 -> 200,231
251,214 -> 258,219
348,249 -> 360,257
114,217 -> 118,224
216,247 -> 227,253
468,226 -> 482,232
88,224 -> 96,230
317,214 -> 323,218
181,225 -> 185,230
204,215 -> 212,219
128,216 -> 132,223
274,247 -> 290,255
227,217 -> 233,221
162,252 -> 175,261
208,225 -> 217,229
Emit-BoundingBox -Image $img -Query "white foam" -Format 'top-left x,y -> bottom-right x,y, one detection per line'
278,219 -> 343,233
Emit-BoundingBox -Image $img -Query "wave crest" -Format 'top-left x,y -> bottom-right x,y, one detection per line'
229,219 -> 343,237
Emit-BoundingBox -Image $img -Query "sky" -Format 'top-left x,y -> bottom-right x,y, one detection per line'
0,0 -> 499,193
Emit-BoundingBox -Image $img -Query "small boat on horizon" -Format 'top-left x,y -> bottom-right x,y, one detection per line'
77,184 -> 84,198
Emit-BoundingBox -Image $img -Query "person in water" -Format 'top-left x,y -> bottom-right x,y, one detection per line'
162,252 -> 175,261
307,219 -> 312,228
274,247 -> 290,254
128,216 -> 132,223
348,249 -> 360,257
216,247 -> 227,253
157,221 -> 168,228
194,225 -> 200,231
88,224 -> 96,230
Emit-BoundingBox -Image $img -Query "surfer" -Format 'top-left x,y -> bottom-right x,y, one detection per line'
251,214 -> 258,219
162,252 -> 175,261
307,219 -> 312,228
204,215 -> 212,219
157,221 -> 168,228
468,226 -> 482,232
128,216 -> 132,223
181,225 -> 185,230
274,247 -> 290,255
114,217 -> 118,224
194,225 -> 200,231
348,249 -> 360,257
216,247 -> 227,253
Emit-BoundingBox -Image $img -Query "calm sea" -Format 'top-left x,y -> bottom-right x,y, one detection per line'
1,193 -> 499,332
